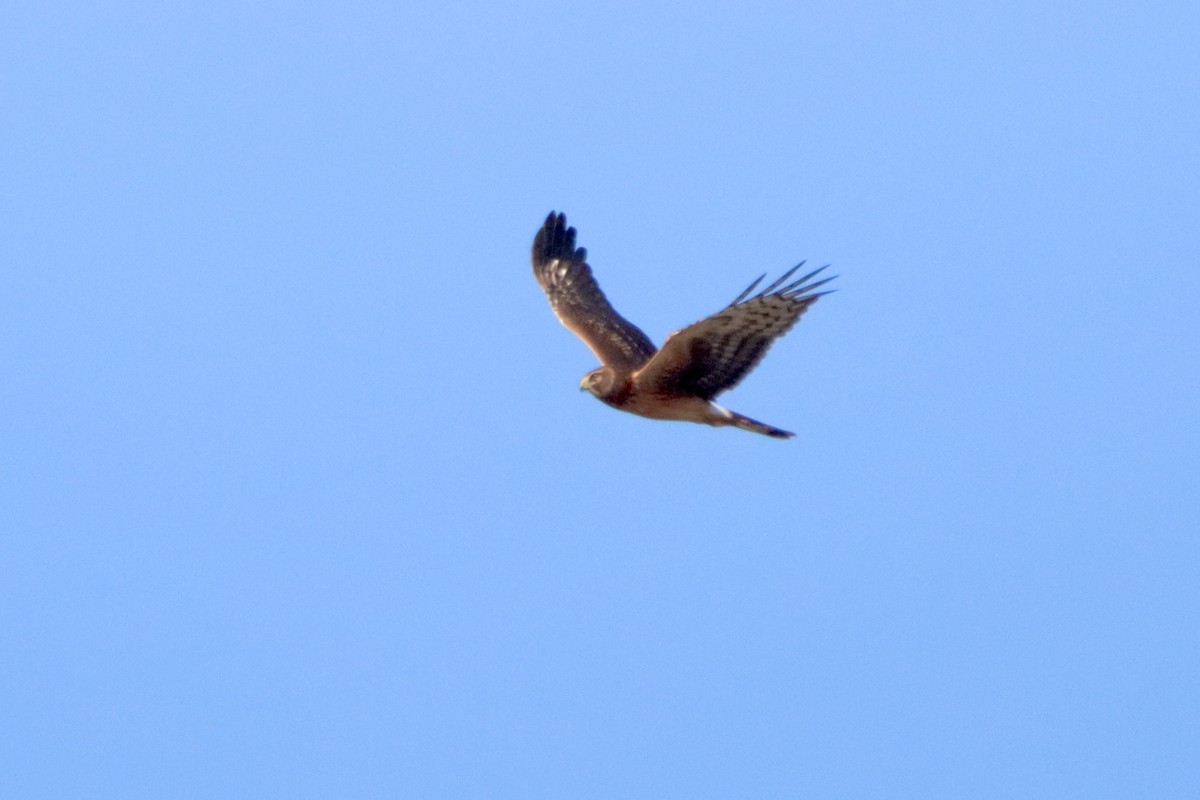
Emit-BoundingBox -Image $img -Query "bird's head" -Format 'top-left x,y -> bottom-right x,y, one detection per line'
580,366 -> 617,399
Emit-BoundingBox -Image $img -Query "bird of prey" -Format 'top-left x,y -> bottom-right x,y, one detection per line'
531,211 -> 834,439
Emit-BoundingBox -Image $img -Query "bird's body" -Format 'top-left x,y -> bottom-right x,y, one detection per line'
531,212 -> 833,439
580,365 -> 793,437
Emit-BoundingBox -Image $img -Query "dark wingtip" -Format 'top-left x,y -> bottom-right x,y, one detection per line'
793,275 -> 837,296
534,210 -> 580,266
731,262 -> 837,306
758,262 -> 805,297
729,273 -> 768,306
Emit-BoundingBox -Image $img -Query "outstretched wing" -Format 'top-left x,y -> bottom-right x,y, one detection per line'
532,212 -> 658,370
634,264 -> 834,400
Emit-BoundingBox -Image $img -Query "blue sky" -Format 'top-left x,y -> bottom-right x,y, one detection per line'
3,2 -> 1197,797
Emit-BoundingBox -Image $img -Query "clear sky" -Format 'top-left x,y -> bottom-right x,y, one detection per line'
3,2 -> 1198,797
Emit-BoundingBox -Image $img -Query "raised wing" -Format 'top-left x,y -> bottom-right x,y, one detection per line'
532,212 -> 657,370
634,264 -> 834,400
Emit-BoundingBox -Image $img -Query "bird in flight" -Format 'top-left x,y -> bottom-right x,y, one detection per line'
532,212 -> 834,439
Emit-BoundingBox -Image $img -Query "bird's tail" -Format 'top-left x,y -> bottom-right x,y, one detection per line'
726,410 -> 794,439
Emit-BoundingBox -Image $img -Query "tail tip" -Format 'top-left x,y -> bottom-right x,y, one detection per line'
727,411 -> 794,439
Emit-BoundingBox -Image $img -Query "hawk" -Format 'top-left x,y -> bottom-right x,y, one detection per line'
532,212 -> 834,439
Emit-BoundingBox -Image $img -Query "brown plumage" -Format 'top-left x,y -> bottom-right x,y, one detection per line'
532,211 -> 833,439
